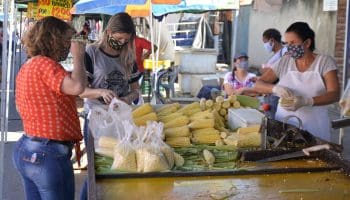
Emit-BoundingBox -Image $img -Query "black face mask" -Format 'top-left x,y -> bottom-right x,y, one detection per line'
108,36 -> 127,51
58,45 -> 70,62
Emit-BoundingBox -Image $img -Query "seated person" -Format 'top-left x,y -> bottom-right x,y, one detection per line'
223,53 -> 257,96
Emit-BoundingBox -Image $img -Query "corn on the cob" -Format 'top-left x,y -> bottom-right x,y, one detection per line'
156,103 -> 180,113
159,112 -> 184,123
191,134 -> 221,144
213,102 -> 222,111
164,126 -> 190,138
174,152 -> 185,167
98,136 -> 119,149
134,112 -> 158,126
182,107 -> 202,117
220,132 -> 228,139
219,108 -> 227,116
223,134 -> 238,146
228,95 -> 237,103
165,137 -> 192,147
237,132 -> 261,147
233,101 -> 241,108
157,106 -> 178,116
200,98 -> 206,111
190,109 -> 213,118
161,146 -> 175,168
192,128 -> 219,136
215,139 -> 224,146
164,115 -> 189,129
205,99 -> 214,108
215,96 -> 224,103
203,149 -> 215,166
237,126 -> 261,135
176,102 -> 200,114
222,100 -> 231,109
132,103 -> 153,118
188,118 -> 215,129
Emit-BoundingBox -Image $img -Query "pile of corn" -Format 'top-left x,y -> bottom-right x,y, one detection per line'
132,103 -> 158,126
223,126 -> 261,148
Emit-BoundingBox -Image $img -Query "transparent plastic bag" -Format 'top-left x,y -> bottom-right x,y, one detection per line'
339,82 -> 350,117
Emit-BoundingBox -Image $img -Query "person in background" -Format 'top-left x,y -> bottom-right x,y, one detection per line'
79,12 -> 141,200
134,35 -> 157,73
79,21 -> 91,39
223,52 -> 257,96
261,28 -> 287,119
13,16 -> 86,200
254,22 -> 340,142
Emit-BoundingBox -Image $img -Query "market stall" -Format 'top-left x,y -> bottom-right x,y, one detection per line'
85,96 -> 350,200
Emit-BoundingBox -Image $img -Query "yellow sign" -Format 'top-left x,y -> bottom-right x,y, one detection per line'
37,0 -> 72,21
27,2 -> 38,19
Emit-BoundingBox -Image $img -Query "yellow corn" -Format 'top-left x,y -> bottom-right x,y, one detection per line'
205,99 -> 214,108
176,102 -> 201,115
188,118 -> 215,129
233,101 -> 241,108
174,152 -> 185,167
157,106 -> 178,117
159,112 -> 184,123
165,137 -> 192,147
237,126 -> 261,135
156,103 -> 180,113
192,128 -> 220,138
213,102 -> 222,111
219,108 -> 227,116
215,96 -> 224,103
228,95 -> 237,103
190,109 -> 213,118
134,112 -> 158,126
164,126 -> 190,138
203,149 -> 215,165
132,103 -> 153,118
182,107 -> 202,117
164,115 -> 189,129
200,98 -> 206,111
98,136 -> 119,149
191,134 -> 221,144
237,132 -> 261,147
222,100 -> 231,109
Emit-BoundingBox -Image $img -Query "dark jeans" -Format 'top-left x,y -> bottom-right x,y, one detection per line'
264,94 -> 280,119
13,135 -> 75,200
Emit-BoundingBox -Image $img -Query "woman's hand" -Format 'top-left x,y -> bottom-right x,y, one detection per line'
99,89 -> 117,104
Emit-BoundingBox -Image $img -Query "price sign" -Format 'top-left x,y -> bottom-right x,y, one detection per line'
37,0 -> 72,21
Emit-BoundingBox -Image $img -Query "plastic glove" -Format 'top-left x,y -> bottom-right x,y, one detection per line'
282,96 -> 314,111
272,85 -> 294,99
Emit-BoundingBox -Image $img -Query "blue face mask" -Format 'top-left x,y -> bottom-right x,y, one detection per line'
264,41 -> 273,53
237,60 -> 249,70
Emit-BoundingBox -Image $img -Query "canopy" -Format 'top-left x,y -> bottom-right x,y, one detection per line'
71,0 -> 239,16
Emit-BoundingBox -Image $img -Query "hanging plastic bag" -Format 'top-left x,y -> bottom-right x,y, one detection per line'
339,82 -> 350,117
111,121 -> 137,172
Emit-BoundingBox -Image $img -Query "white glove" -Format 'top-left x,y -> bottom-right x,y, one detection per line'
272,85 -> 294,99
282,96 -> 314,111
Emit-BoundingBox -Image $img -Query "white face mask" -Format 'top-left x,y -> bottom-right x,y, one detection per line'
264,41 -> 274,53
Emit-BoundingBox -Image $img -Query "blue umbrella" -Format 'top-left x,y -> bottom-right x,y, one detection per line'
72,0 -> 147,15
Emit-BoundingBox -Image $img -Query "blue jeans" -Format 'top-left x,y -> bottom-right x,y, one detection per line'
13,135 -> 75,200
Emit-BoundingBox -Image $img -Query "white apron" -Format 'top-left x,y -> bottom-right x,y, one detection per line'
275,58 -> 331,141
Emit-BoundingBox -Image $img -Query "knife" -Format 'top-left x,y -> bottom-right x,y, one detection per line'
256,144 -> 331,163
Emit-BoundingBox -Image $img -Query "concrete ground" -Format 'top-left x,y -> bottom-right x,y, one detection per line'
1,99 -> 350,200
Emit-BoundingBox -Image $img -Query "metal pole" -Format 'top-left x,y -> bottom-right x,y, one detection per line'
339,0 -> 350,145
231,9 -> 239,68
0,0 -> 10,197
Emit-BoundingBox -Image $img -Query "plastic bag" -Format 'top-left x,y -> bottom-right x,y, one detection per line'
89,106 -> 116,147
111,121 -> 137,172
339,82 -> 350,117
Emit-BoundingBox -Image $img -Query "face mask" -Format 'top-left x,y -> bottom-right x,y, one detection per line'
237,61 -> 249,70
264,41 -> 273,53
108,36 -> 127,50
287,43 -> 305,59
58,46 -> 70,62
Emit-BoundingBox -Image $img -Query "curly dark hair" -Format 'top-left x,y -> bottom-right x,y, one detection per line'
22,16 -> 76,60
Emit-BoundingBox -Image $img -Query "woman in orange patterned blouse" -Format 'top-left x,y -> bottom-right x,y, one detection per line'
13,16 -> 86,200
